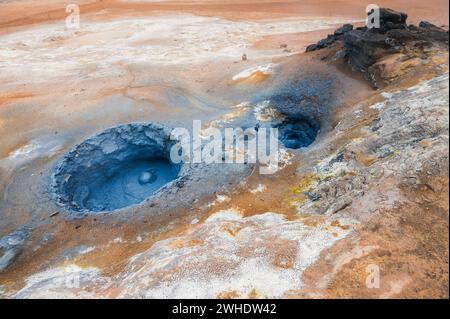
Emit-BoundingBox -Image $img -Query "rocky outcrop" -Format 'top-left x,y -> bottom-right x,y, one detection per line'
343,10 -> 448,73
306,8 -> 449,87
306,24 -> 354,52
343,30 -> 396,74
376,7 -> 408,31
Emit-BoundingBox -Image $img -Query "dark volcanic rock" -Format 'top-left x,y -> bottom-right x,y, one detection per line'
343,30 -> 399,72
342,8 -> 409,73
386,28 -> 421,41
306,7 -> 449,86
344,10 -> 448,74
306,34 -> 340,52
419,21 -> 439,30
379,8 -> 407,26
305,43 -> 319,52
334,24 -> 354,36
306,25 -> 353,52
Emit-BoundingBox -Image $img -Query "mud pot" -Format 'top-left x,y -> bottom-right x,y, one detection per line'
53,123 -> 182,212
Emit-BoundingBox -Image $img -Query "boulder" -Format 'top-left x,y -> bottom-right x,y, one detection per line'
334,24 -> 354,36
305,44 -> 318,52
343,30 -> 399,72
419,21 -> 439,30
305,34 -> 340,52
379,8 -> 407,24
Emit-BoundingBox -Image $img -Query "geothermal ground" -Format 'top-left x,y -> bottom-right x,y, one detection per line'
0,0 -> 449,298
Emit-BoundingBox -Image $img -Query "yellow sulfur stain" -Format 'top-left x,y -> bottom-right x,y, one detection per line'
233,71 -> 270,84
420,139 -> 431,149
217,290 -> 240,299
355,149 -> 377,167
291,173 -> 317,194
330,220 -> 350,230
248,289 -> 261,299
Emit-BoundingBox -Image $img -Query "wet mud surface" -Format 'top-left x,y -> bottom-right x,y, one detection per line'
53,123 -> 182,212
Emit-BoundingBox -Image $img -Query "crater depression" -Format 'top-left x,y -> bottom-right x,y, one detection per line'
52,123 -> 181,213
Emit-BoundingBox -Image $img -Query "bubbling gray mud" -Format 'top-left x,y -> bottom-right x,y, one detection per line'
53,123 -> 181,212
252,76 -> 332,150
277,120 -> 319,149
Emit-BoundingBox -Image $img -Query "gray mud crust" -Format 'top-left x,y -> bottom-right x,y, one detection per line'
52,123 -> 182,213
52,122 -> 251,218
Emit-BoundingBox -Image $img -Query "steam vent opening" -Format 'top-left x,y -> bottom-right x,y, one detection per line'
277,119 -> 320,150
53,123 -> 181,213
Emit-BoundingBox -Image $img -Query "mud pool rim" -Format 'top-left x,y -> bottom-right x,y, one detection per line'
52,122 -> 184,214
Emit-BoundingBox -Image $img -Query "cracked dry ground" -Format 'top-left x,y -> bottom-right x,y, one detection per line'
0,1 -> 449,298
